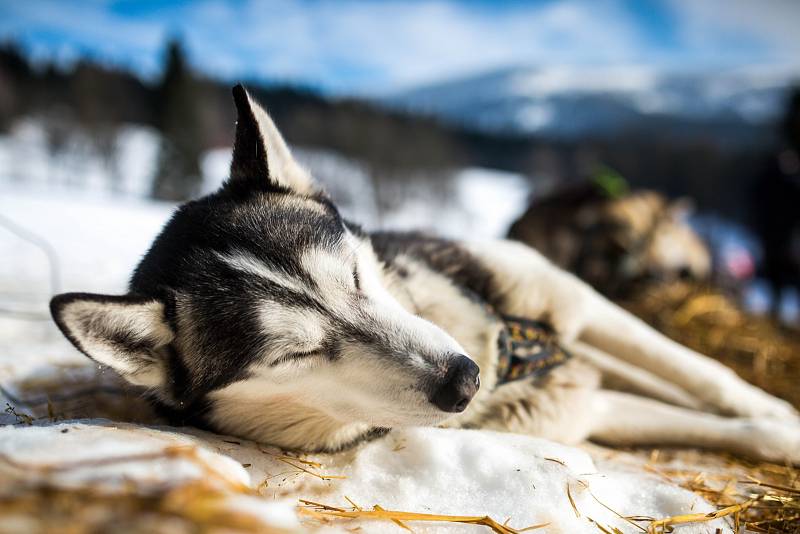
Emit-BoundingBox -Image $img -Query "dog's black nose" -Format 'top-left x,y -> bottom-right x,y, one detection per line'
431,354 -> 480,413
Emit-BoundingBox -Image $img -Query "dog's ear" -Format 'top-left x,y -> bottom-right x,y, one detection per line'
228,84 -> 316,196
50,293 -> 174,388
667,197 -> 695,221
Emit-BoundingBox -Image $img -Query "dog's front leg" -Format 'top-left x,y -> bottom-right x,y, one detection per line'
566,341 -> 704,410
580,294 -> 799,421
589,390 -> 800,465
464,239 -> 798,422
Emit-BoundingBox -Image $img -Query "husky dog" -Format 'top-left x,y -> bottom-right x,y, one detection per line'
508,185 -> 711,296
50,86 -> 800,462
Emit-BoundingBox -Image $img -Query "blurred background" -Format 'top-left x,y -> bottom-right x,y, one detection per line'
1,0 -> 799,325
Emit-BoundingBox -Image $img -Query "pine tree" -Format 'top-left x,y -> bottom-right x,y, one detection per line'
151,39 -> 204,201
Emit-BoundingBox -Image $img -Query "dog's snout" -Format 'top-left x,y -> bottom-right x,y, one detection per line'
431,354 -> 480,413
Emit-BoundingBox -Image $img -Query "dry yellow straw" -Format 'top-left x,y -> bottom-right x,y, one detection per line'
645,499 -> 755,533
299,499 -> 549,534
275,457 -> 346,481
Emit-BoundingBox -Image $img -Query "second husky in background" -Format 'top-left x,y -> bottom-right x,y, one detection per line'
508,185 -> 711,297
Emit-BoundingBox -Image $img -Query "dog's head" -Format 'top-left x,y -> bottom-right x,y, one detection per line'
50,86 -> 479,450
605,192 -> 710,282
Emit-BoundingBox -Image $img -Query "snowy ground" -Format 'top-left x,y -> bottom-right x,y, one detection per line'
0,121 -> 732,532
0,421 -> 727,533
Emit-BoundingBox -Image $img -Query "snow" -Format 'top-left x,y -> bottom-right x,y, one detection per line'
307,427 -> 724,533
0,422 -> 302,532
0,119 -> 160,198
0,421 -> 728,533
508,66 -> 659,98
0,188 -> 172,378
0,422 -> 251,490
0,121 -> 731,533
1,120 -> 531,240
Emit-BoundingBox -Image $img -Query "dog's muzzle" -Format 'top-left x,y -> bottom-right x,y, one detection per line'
430,354 -> 480,413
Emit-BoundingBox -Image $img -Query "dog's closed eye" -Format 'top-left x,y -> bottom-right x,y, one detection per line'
352,264 -> 361,292
270,348 -> 324,367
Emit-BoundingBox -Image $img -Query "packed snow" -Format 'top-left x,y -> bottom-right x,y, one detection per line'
0,422 -> 727,533
0,121 -> 731,532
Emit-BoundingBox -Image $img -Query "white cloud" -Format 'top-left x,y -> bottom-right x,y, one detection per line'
183,0 -> 648,92
0,0 -> 648,91
1,0 -> 799,93
666,0 -> 800,67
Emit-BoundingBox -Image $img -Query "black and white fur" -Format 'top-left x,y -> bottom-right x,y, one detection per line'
50,86 -> 800,461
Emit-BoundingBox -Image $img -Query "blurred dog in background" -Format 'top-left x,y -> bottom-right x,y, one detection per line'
508,183 -> 711,297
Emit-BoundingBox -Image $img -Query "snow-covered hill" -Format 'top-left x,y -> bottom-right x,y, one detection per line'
391,65 -> 798,139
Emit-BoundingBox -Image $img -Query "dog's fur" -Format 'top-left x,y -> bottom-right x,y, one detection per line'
50,87 -> 800,462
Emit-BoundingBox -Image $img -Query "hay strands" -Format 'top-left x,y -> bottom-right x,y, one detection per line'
298,499 -> 550,533
635,461 -> 800,533
738,476 -> 800,495
275,456 -> 346,481
644,498 -> 756,534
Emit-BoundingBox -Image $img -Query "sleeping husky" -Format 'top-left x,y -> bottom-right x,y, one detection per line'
50,86 -> 800,462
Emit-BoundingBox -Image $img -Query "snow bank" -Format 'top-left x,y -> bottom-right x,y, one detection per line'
0,119 -> 159,198
0,188 -> 173,378
306,427 -> 726,533
0,422 -> 302,533
0,422 -> 250,490
0,188 -> 172,298
0,422 -> 728,533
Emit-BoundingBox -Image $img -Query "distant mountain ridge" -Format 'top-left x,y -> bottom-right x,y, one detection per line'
390,65 -> 799,142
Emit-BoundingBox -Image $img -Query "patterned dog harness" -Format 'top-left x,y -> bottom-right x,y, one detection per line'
495,315 -> 572,385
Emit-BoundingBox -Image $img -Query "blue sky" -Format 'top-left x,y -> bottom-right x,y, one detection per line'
1,0 -> 799,94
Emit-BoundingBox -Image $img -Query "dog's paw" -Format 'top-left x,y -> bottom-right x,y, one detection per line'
741,419 -> 800,465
